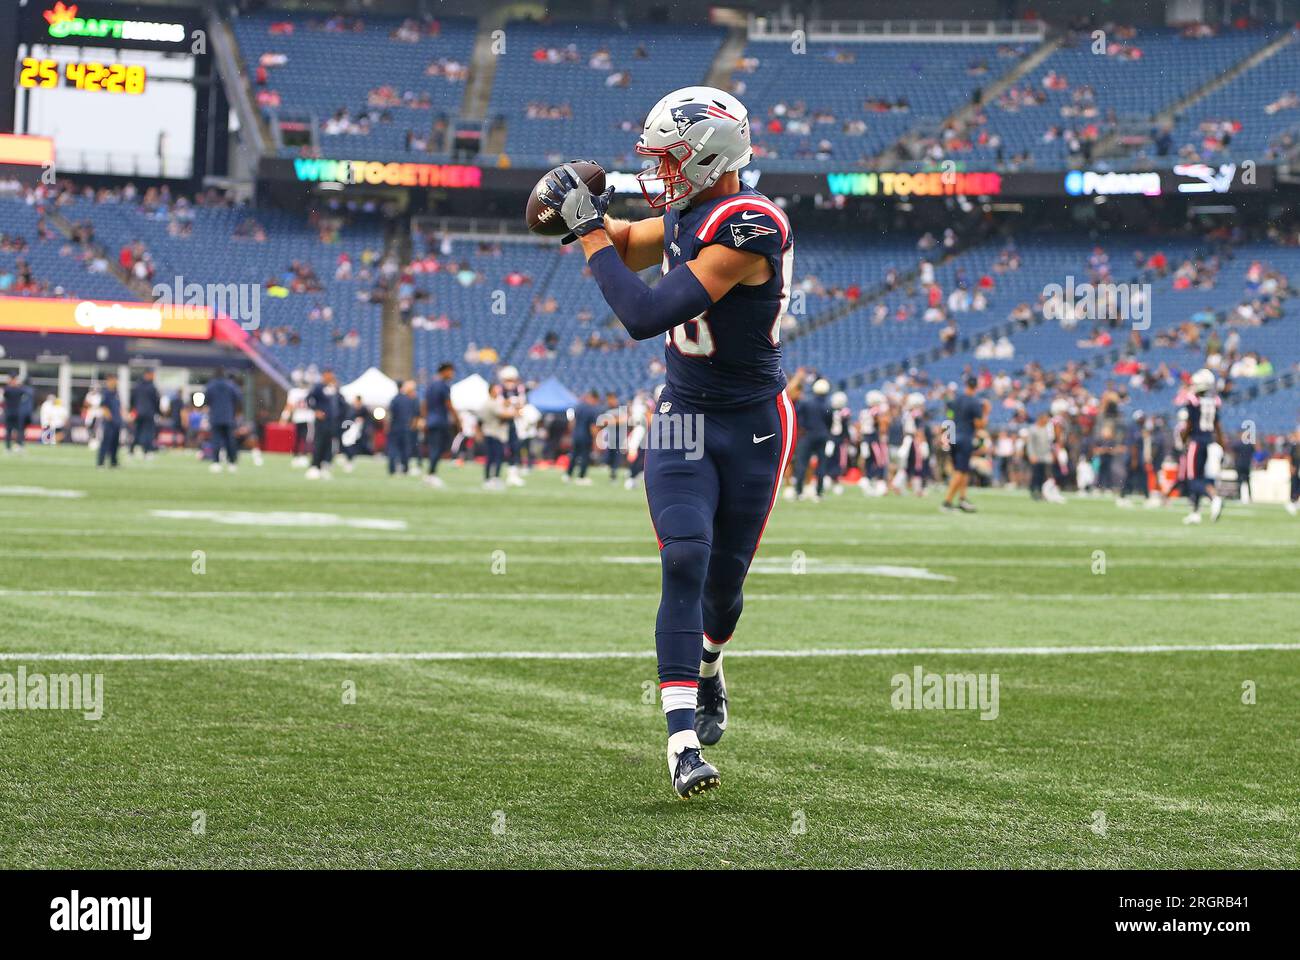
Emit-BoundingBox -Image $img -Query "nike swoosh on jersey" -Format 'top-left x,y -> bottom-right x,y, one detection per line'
739,211 -> 765,220
753,433 -> 776,443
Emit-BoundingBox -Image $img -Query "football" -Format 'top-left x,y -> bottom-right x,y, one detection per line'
525,159 -> 607,236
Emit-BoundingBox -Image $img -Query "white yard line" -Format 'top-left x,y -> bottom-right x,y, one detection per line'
0,549 -> 1292,569
0,589 -> 1296,602
1,642 -> 1297,662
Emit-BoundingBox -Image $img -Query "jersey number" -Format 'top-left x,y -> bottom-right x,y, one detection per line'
668,312 -> 715,357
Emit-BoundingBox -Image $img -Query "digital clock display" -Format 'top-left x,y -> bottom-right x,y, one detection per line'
18,57 -> 146,94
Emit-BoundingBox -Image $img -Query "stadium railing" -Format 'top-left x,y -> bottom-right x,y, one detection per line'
746,16 -> 1047,43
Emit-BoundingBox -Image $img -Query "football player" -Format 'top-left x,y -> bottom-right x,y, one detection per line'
1178,368 -> 1225,524
857,390 -> 890,497
793,378 -> 832,501
942,376 -> 987,513
540,86 -> 795,799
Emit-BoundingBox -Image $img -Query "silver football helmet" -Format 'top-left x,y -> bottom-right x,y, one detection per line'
636,86 -> 752,211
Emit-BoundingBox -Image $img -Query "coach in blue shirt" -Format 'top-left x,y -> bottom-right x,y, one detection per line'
420,363 -> 457,485
307,369 -> 344,471
566,390 -> 602,482
205,368 -> 243,468
942,376 -> 988,513
3,375 -> 31,450
97,375 -> 123,468
387,380 -> 419,475
130,369 -> 161,456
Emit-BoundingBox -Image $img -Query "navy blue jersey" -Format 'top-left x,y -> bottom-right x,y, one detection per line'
101,389 -> 122,423
659,187 -> 792,409
204,377 -> 241,426
423,380 -> 451,426
1184,393 -> 1220,442
952,393 -> 983,444
796,395 -> 831,440
131,380 -> 160,417
1126,423 -> 1146,464
307,383 -> 344,427
388,392 -> 418,432
2,385 -> 26,415
572,402 -> 600,439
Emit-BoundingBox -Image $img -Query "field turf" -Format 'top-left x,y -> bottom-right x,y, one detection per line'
1,445 -> 1297,868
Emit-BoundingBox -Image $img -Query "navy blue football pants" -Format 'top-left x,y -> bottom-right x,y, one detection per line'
425,425 -> 450,474
211,423 -> 238,465
387,428 -> 411,473
644,388 -> 796,689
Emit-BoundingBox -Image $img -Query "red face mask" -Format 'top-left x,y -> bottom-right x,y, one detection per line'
635,141 -> 695,208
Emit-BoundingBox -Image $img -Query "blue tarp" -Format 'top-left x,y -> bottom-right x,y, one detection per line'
528,376 -> 579,413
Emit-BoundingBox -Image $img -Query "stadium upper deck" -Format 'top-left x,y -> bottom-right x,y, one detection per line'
229,11 -> 1300,173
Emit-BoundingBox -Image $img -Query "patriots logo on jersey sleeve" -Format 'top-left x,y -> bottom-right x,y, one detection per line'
729,221 -> 779,247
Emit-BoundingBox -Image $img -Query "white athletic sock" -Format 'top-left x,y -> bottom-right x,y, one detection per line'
666,729 -> 701,776
699,636 -> 726,678
660,684 -> 697,716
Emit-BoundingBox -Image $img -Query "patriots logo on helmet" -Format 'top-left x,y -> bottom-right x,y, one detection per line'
671,102 -> 740,136
729,221 -> 778,247
670,106 -> 703,136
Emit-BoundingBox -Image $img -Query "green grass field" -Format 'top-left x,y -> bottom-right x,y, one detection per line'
1,445 -> 1297,868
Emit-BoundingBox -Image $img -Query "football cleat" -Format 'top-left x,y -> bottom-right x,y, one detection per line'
958,499 -> 977,513
1286,501 -> 1297,517
1182,512 -> 1202,525
672,747 -> 720,800
1210,496 -> 1224,522
695,669 -> 728,746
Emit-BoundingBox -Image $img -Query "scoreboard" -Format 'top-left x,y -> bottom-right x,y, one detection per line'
19,57 -> 149,94
11,2 -> 211,179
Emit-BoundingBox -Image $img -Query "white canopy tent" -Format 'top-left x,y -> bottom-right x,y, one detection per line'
450,373 -> 491,415
339,367 -> 399,409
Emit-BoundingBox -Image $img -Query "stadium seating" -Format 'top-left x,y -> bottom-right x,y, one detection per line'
65,196 -> 386,381
965,28 -> 1281,168
483,20 -> 728,170
208,12 -> 1300,437
876,236 -> 1300,434
733,40 -> 1029,171
231,12 -> 477,161
0,194 -> 138,301
1155,35 -> 1300,167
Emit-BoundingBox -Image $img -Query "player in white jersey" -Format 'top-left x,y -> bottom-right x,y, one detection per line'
857,390 -> 890,496
281,376 -> 313,467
